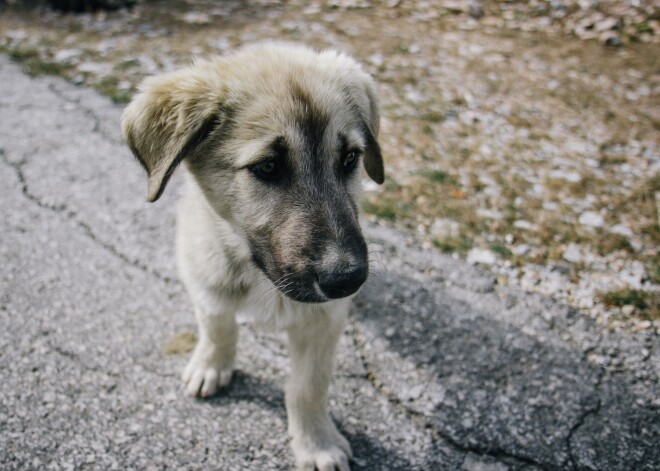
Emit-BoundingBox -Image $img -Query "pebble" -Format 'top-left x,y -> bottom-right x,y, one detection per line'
477,208 -> 503,219
77,61 -> 111,75
610,224 -> 633,238
578,211 -> 604,228
563,243 -> 583,263
181,12 -> 211,24
619,261 -> 645,289
513,220 -> 534,230
512,244 -> 530,256
467,248 -> 497,265
431,218 -> 460,238
550,169 -> 582,183
621,305 -> 635,316
54,49 -> 81,63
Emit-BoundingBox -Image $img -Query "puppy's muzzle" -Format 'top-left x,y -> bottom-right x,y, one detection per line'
318,263 -> 368,299
317,232 -> 368,299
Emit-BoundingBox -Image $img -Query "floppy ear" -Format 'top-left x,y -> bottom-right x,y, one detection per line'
121,64 -> 224,202
348,75 -> 384,185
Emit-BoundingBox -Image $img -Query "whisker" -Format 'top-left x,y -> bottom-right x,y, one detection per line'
247,272 -> 297,309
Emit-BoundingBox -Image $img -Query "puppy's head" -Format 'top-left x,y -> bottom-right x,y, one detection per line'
122,43 -> 384,303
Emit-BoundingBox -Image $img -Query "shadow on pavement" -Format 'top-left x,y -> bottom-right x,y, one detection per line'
353,271 -> 659,470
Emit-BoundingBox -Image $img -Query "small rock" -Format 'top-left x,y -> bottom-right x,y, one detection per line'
181,12 -> 212,24
442,0 -> 467,15
557,170 -> 582,182
54,49 -> 81,63
610,224 -> 633,237
512,244 -> 530,256
601,31 -> 623,47
547,79 -> 560,90
595,17 -> 619,32
431,218 -> 460,238
468,1 -> 483,19
368,53 -> 384,67
403,384 -> 424,401
476,208 -> 503,219
632,321 -> 652,333
563,243 -> 583,263
579,211 -> 604,228
551,263 -> 571,275
78,61 -> 111,75
513,220 -> 534,230
619,261 -> 645,289
621,305 -> 635,316
467,248 -> 497,265
207,37 -> 230,51
588,353 -> 611,367
404,85 -> 424,103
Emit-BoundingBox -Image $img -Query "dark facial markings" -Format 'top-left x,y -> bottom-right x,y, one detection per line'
240,82 -> 370,302
336,133 -> 362,177
245,136 -> 290,184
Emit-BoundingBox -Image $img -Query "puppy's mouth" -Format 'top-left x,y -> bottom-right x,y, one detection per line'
252,257 -> 368,303
275,275 -> 329,304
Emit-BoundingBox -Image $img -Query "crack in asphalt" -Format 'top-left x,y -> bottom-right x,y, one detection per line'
0,152 -> 173,286
46,82 -> 123,146
347,320 -> 547,469
565,367 -> 605,469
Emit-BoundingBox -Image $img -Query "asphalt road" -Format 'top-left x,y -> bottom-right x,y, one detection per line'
0,56 -> 658,470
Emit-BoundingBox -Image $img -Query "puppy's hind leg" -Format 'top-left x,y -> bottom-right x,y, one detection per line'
286,301 -> 352,471
182,285 -> 238,398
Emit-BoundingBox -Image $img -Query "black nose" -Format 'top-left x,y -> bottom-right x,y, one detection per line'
318,265 -> 368,299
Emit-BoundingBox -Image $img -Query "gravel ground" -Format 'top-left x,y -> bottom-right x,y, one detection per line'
1,0 -> 658,328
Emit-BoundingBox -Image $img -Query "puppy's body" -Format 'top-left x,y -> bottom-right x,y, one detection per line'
122,43 -> 383,470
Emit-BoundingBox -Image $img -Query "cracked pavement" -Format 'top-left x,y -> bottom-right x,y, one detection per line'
0,56 -> 658,470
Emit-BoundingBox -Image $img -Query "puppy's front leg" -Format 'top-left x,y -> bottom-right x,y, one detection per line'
182,285 -> 238,398
286,302 -> 352,471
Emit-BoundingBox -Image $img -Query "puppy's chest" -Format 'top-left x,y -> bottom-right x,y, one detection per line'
235,280 -> 320,331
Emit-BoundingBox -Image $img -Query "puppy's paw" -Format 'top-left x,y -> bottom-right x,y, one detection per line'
291,421 -> 352,471
182,362 -> 232,398
294,445 -> 350,471
181,340 -> 233,398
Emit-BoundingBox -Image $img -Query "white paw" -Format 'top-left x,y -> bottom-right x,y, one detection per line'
295,446 -> 351,471
291,422 -> 353,471
181,341 -> 233,398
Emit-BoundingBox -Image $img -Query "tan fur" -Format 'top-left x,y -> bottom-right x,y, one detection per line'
121,42 -> 383,470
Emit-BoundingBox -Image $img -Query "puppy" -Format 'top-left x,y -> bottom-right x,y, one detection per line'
121,42 -> 383,470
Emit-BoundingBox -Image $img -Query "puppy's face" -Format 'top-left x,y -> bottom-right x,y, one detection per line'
122,44 -> 384,303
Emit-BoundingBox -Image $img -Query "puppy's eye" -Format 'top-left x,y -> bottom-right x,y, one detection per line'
342,150 -> 360,172
250,159 -> 281,181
